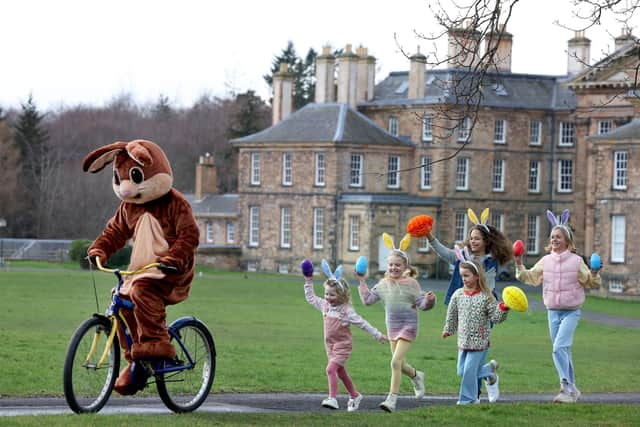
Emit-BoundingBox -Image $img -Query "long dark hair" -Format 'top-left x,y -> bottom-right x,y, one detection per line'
464,224 -> 512,265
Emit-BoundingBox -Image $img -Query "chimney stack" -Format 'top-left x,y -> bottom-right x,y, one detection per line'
272,63 -> 294,125
356,46 -> 376,103
567,31 -> 591,75
195,153 -> 217,200
337,44 -> 359,107
408,47 -> 427,99
485,24 -> 512,72
614,26 -> 634,51
315,45 -> 336,103
448,24 -> 482,68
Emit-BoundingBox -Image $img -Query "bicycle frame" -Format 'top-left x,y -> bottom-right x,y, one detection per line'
91,259 -> 197,375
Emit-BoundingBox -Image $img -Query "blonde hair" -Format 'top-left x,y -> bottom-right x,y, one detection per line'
324,278 -> 351,305
459,261 -> 495,301
384,250 -> 418,279
544,225 -> 576,253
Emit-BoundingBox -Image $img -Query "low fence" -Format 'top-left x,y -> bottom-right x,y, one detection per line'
0,238 -> 72,263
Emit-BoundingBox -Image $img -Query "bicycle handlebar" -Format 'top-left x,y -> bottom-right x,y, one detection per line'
95,257 -> 161,275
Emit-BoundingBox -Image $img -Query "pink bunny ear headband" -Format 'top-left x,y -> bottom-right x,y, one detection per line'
468,208 -> 490,233
454,244 -> 479,273
546,209 -> 572,238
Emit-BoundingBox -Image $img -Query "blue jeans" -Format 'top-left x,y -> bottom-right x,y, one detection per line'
547,309 -> 581,387
456,349 -> 493,404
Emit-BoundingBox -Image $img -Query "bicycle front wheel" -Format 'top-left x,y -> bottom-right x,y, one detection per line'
63,315 -> 120,413
156,317 -> 216,413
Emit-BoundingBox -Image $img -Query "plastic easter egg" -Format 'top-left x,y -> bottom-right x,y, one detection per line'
355,256 -> 368,275
512,239 -> 525,257
502,285 -> 528,312
301,259 -> 314,277
590,253 -> 601,270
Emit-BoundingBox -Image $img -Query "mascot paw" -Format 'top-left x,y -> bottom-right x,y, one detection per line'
114,362 -> 147,396
132,341 -> 176,360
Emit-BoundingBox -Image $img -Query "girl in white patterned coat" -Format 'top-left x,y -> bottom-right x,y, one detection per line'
443,250 -> 509,405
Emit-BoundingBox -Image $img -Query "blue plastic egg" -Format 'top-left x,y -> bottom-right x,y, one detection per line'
355,256 -> 368,275
590,253 -> 601,270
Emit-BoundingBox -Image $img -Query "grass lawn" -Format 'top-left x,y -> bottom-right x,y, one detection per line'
0,264 -> 639,425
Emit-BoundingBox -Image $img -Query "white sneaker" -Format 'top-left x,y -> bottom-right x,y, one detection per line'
321,397 -> 339,409
411,370 -> 425,399
553,391 -> 575,403
486,375 -> 500,402
570,387 -> 581,402
347,393 -> 363,412
379,393 -> 397,412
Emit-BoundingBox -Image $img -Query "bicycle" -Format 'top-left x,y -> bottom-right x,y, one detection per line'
63,258 -> 216,413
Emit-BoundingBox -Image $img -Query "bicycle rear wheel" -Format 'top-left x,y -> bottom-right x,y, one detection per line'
156,317 -> 216,413
63,315 -> 120,413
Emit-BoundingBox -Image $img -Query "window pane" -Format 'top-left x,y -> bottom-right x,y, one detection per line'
420,155 -> 432,189
492,159 -> 504,191
387,156 -> 399,188
455,211 -> 467,242
456,158 -> 469,190
526,215 -> 539,254
250,152 -> 261,185
280,207 -> 291,248
349,215 -> 360,250
611,215 -> 625,262
282,153 -> 292,185
249,206 -> 259,246
558,160 -> 573,192
350,154 -> 362,186
313,208 -> 324,249
422,117 -> 433,141
315,153 -> 325,186
529,120 -> 541,145
613,151 -> 628,189
528,160 -> 540,192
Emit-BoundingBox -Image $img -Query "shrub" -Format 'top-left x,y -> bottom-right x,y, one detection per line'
69,239 -> 92,268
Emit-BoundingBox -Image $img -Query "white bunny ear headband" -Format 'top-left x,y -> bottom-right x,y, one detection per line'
546,209 -> 572,238
468,208 -> 490,233
321,259 -> 345,291
382,232 -> 412,263
454,244 -> 479,273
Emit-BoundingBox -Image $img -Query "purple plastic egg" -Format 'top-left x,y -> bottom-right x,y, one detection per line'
301,259 -> 314,277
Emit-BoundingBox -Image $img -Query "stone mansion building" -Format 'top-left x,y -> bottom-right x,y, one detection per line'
190,27 -> 640,298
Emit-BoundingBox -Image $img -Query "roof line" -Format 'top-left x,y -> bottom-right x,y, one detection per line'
333,103 -> 347,142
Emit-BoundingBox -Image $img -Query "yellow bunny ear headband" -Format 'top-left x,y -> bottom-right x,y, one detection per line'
468,208 -> 490,233
382,232 -> 412,264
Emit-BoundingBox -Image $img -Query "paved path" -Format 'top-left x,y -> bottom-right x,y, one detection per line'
1,392 -> 639,416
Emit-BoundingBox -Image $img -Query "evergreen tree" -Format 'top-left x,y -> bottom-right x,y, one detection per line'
13,95 -> 50,237
226,90 -> 270,139
264,41 -> 317,110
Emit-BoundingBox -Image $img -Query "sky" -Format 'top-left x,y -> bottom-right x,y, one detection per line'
1,0 -> 636,111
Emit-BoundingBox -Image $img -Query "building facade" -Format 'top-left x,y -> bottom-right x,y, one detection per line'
196,32 -> 638,296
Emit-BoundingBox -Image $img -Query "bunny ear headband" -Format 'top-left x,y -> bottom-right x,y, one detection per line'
382,232 -> 412,262
546,209 -> 572,238
321,259 -> 345,291
454,244 -> 479,273
468,208 -> 490,233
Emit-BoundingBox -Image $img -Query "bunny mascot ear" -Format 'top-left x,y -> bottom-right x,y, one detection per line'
321,259 -> 334,280
399,233 -> 412,251
82,141 -> 128,173
382,232 -> 395,250
560,209 -> 570,225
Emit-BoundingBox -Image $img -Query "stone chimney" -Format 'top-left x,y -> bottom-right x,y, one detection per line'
356,46 -> 376,103
272,63 -> 294,125
615,27 -> 635,51
408,47 -> 427,99
337,44 -> 359,107
567,31 -> 591,75
448,25 -> 482,68
484,24 -> 512,72
195,153 -> 217,200
315,45 -> 336,103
